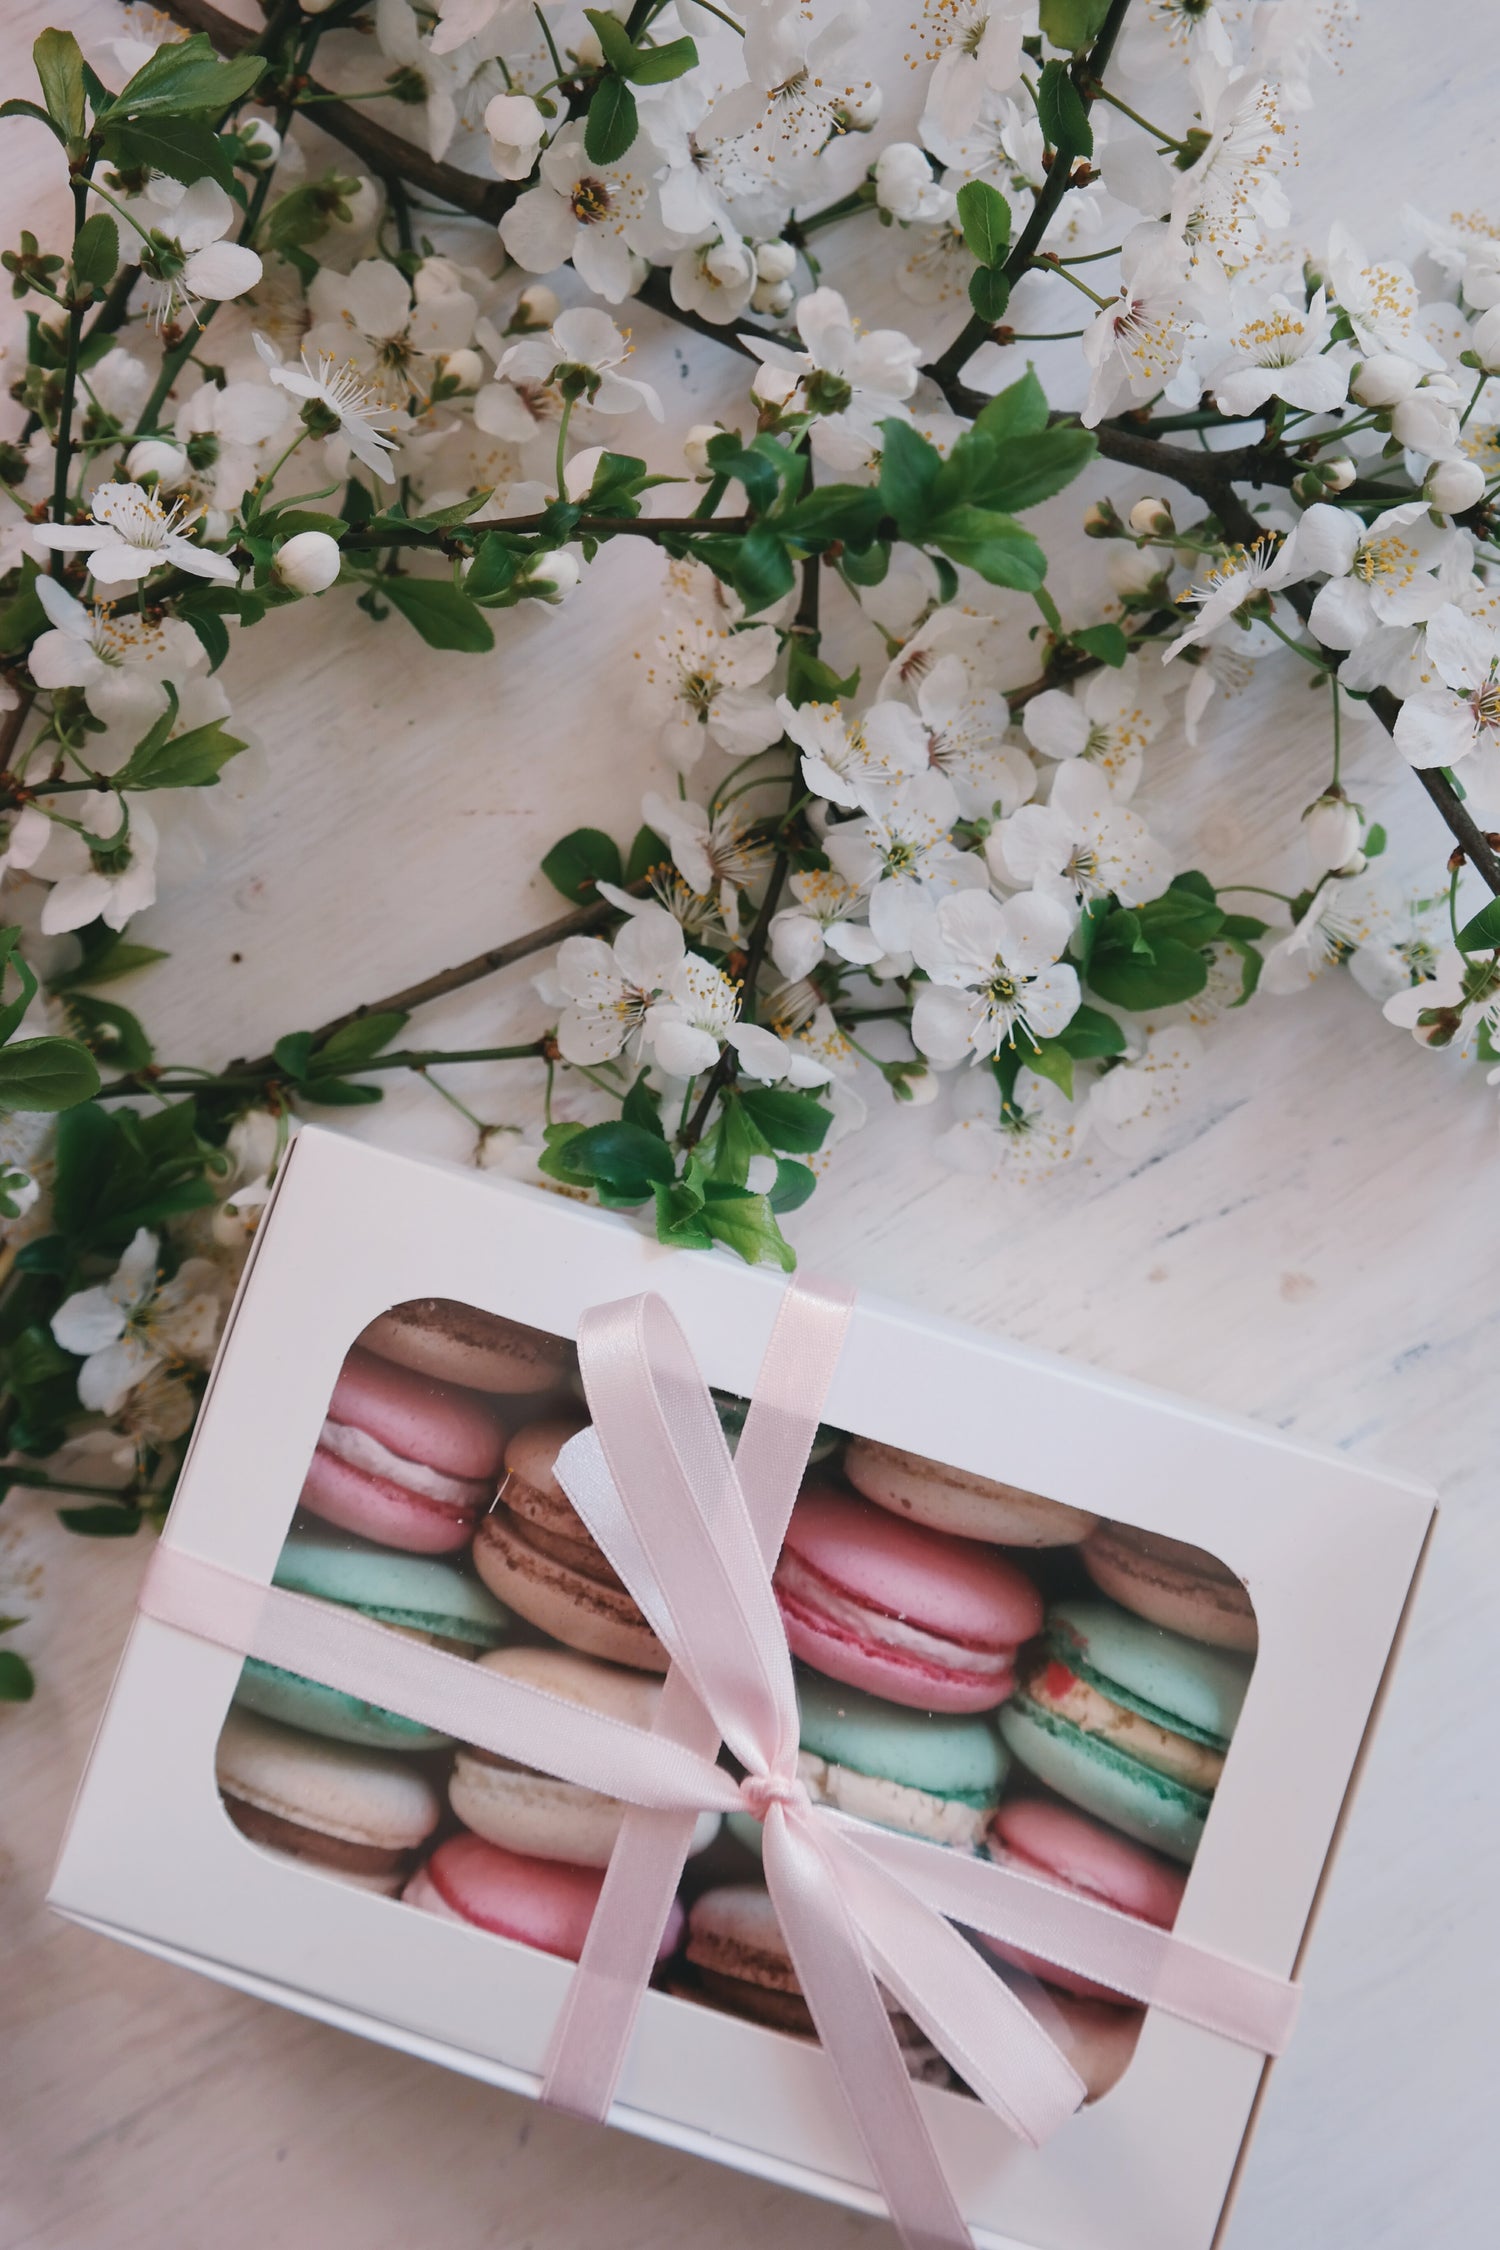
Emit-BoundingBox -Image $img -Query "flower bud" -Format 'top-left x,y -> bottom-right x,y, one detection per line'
484,92 -> 547,181
1472,304 -> 1500,372
835,85 -> 883,132
754,238 -> 797,283
891,1062 -> 937,1105
1350,354 -> 1421,408
525,548 -> 581,604
125,438 -> 189,489
683,423 -> 723,475
573,28 -> 604,67
1302,788 -> 1362,877
1391,388 -> 1460,455
1321,455 -> 1356,491
326,177 -> 380,236
752,361 -> 800,409
299,0 -> 342,14
514,282 -> 560,330
706,236 -> 754,288
436,347 -> 484,394
274,528 -> 342,593
1084,498 -> 1123,538
752,276 -> 796,317
240,116 -> 281,164
1424,454 -> 1486,514
1128,495 -> 1174,537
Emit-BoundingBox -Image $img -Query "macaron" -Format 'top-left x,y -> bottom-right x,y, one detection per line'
448,1645 -> 720,1865
844,1437 -> 1099,1548
233,1529 -> 510,1751
1037,1990 -> 1143,2102
404,1831 -> 685,1961
300,1346 -> 507,1555
359,1296 -> 572,1395
216,1708 -> 443,1896
472,1418 -> 666,1672
774,1484 -> 1043,1714
1082,1521 -> 1257,1653
682,1884 -> 949,2082
728,1671 -> 1010,1855
998,1601 -> 1252,1863
983,1797 -> 1186,2001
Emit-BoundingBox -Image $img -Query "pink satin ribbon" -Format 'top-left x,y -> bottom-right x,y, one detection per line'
138,1278 -> 1299,2250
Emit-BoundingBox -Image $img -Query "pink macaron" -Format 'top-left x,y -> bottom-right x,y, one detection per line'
984,1797 -> 1186,2003
404,1832 -> 684,1962
299,1347 -> 507,1555
774,1483 -> 1043,1715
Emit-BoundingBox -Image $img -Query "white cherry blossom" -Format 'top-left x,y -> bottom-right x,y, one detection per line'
554,905 -> 686,1065
1296,500 -> 1463,648
500,122 -> 669,305
1021,656 -> 1166,800
886,656 -> 1035,819
777,696 -> 925,810
1162,532 -> 1306,659
111,176 -> 262,330
254,334 -> 400,481
498,307 -> 662,420
1082,226 -> 1207,428
988,761 -> 1170,913
1392,606 -> 1500,772
936,1064 -> 1086,1185
639,595 -> 781,771
744,288 -> 922,471
823,773 -> 984,954
644,953 -> 741,1078
912,889 -> 1080,1065
305,257 -> 478,409
642,791 -> 770,930
33,481 -> 237,587
1261,876 -> 1378,994
51,1228 -> 223,1414
769,867 -> 885,982
27,579 -> 203,730
1206,287 -> 1350,416
1324,224 -> 1445,369
920,3 -> 1027,143
1170,77 -> 1290,274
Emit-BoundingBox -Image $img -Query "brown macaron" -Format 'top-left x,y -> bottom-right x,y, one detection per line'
359,1297 -> 572,1396
1081,1522 -> 1257,1653
843,1435 -> 1099,1547
472,1418 -> 667,1672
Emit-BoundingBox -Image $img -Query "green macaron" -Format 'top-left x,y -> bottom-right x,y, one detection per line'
729,1668 -> 1010,1858
998,1600 -> 1251,1865
233,1528 -> 510,1751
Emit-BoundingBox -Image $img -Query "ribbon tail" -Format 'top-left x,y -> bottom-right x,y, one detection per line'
764,1811 -> 975,2250
832,1838 -> 1086,2148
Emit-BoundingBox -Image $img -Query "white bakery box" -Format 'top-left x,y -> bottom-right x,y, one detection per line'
47,1127 -> 1434,2250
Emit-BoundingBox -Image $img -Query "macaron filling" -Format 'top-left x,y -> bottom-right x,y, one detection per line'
224,1792 -> 414,1879
776,1549 -> 1019,1688
1022,1657 -> 1225,1793
316,1417 -> 492,1513
797,1751 -> 992,1849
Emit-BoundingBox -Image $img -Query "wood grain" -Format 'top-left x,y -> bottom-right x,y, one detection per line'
1,6 -> 1492,2247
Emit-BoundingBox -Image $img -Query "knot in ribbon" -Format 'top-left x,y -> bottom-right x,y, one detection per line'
138,1276 -> 1300,2250
738,1767 -> 812,1824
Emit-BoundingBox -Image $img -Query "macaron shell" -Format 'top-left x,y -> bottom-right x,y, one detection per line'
1043,1992 -> 1144,2102
299,1447 -> 477,1555
795,1670 -> 1010,1802
234,1656 -> 452,1752
1051,1601 -> 1252,1743
270,1528 -> 510,1643
215,1709 -> 443,1850
408,1833 -> 683,1961
1082,1523 -> 1258,1653
844,1437 -> 1099,1547
781,1602 -> 1017,1715
329,1347 -> 507,1481
360,1298 -> 571,1395
472,1510 -> 666,1671
782,1485 -> 1044,1649
985,1797 -> 1186,2000
224,1826 -> 409,1898
997,1699 -> 1207,1864
686,1883 -> 794,1989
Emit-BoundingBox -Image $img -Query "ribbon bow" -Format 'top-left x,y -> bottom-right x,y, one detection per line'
139,1278 -> 1299,2250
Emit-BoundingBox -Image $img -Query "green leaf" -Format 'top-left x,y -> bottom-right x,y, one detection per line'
729,525 -> 796,615
0,1648 -> 35,1700
1037,57 -> 1094,158
1456,898 -> 1500,952
1055,1002 -> 1126,1057
547,1121 -> 675,1202
97,112 -> 236,191
1070,622 -> 1129,667
1219,912 -> 1268,941
968,266 -> 1012,324
0,1036 -> 100,1113
312,1011 -> 409,1073
927,506 -> 1047,590
936,422 -> 1097,517
0,928 -> 37,1047
785,643 -> 859,710
654,1170 -> 712,1250
59,1504 -> 142,1537
0,562 -> 48,656
877,418 -> 943,539
541,827 -> 624,904
71,213 -> 118,298
115,717 -> 246,790
1363,822 -> 1387,859
1088,933 -> 1209,1010
33,28 -> 87,141
624,824 -> 667,885
295,1077 -> 383,1107
272,1031 -> 314,1082
627,35 -> 700,84
584,75 -> 638,165
704,434 -> 781,513
700,1185 -> 796,1271
465,533 -> 519,601
768,1158 -> 817,1214
1040,0 -> 1113,51
0,99 -> 65,143
972,368 -> 1051,446
840,538 -> 890,587
49,933 -> 167,991
64,995 -> 153,1072
583,8 -> 638,70
1026,1039 -> 1075,1099
112,34 -> 264,119
621,1071 -> 666,1138
706,1094 -> 773,1188
1220,933 -> 1263,1006
955,178 -> 1012,268
737,1086 -> 832,1154
176,601 -> 230,672
778,484 -> 886,550
380,577 -> 494,653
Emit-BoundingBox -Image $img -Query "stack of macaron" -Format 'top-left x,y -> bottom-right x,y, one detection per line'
215,1315 -> 1256,2112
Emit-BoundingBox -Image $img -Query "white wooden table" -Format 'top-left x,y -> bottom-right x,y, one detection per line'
2,4 -> 1491,2244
